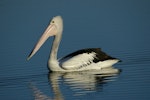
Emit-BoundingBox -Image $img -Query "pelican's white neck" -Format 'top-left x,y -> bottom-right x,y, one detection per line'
50,32 -> 62,61
48,31 -> 63,71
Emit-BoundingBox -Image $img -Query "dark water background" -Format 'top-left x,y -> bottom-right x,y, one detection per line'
0,0 -> 150,100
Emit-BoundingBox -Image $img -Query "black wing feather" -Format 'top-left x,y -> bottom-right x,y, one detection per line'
59,48 -> 117,63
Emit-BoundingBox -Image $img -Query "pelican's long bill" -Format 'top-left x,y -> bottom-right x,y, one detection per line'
27,24 -> 57,60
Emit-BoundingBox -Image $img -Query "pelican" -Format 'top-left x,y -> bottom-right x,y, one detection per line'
27,16 -> 120,72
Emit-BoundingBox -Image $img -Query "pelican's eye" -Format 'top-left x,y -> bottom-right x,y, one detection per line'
51,21 -> 55,23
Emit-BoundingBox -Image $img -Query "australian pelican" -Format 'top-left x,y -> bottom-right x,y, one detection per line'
27,16 -> 120,72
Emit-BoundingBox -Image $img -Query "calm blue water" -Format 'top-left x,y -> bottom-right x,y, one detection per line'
0,0 -> 150,100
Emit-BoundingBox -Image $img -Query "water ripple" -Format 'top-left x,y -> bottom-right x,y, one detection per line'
29,68 -> 120,100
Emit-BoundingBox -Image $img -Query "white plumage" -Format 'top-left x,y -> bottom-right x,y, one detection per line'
60,52 -> 96,70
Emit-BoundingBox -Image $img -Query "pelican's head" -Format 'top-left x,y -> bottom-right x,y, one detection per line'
27,16 -> 63,60
50,16 -> 63,34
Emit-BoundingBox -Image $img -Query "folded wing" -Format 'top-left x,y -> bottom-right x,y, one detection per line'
59,52 -> 96,70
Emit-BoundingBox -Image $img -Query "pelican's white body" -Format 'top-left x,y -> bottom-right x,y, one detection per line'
49,52 -> 119,72
49,59 -> 119,72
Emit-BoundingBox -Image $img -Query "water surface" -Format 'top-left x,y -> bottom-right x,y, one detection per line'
0,0 -> 150,100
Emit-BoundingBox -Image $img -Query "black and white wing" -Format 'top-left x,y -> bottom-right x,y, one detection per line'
59,48 -> 117,70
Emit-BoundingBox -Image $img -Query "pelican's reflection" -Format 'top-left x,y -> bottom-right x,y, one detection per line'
30,67 -> 121,100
